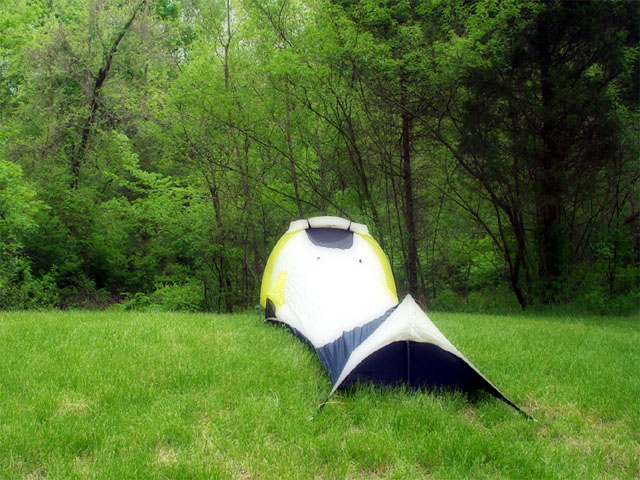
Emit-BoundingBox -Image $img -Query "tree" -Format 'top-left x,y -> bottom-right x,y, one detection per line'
0,159 -> 45,308
424,0 -> 639,306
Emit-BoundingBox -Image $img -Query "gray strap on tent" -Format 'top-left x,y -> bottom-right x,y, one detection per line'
503,398 -> 536,421
311,394 -> 332,420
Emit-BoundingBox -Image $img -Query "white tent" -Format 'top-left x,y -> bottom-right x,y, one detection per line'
260,216 -> 524,414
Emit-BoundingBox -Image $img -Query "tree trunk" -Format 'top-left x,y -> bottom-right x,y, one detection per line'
401,108 -> 418,298
71,0 -> 145,189
285,88 -> 304,217
537,14 -> 566,303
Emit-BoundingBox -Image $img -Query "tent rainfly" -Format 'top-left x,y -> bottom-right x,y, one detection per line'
260,216 -> 526,415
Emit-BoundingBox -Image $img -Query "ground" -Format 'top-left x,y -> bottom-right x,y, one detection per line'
0,310 -> 638,479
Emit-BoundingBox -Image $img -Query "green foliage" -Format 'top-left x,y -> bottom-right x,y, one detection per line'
0,159 -> 47,309
155,0 -> 179,20
121,281 -> 204,311
0,0 -> 637,313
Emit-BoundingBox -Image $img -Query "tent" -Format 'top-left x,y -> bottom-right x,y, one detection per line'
260,216 -> 525,414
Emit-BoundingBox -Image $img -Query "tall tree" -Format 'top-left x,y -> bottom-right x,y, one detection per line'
70,0 -> 147,189
419,0 -> 639,306
327,0 -> 441,300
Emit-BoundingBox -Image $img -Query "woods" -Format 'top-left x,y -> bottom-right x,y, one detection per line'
1,0 -> 638,313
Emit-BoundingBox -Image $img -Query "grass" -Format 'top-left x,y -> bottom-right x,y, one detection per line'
0,310 -> 638,479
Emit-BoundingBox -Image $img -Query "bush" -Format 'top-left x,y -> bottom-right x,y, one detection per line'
120,281 -> 204,311
0,160 -> 46,309
429,286 -> 521,314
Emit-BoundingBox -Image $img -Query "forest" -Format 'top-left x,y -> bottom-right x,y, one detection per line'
1,0 -> 638,314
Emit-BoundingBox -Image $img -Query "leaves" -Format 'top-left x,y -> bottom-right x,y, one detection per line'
0,0 -> 637,312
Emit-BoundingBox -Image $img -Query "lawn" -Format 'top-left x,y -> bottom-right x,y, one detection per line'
0,310 -> 638,479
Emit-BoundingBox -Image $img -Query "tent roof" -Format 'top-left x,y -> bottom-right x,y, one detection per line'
286,216 -> 369,235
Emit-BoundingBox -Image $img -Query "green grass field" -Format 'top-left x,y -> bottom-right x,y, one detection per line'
0,311 -> 638,479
